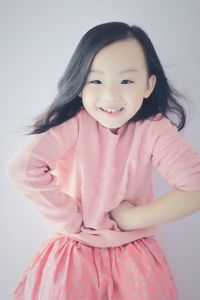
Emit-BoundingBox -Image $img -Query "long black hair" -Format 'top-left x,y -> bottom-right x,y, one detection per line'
25,22 -> 187,135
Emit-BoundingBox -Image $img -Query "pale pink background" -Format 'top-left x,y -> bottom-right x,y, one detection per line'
1,1 -> 200,299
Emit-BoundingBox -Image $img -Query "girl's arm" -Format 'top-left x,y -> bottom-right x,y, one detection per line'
111,190 -> 200,231
111,115 -> 200,231
6,117 -> 83,234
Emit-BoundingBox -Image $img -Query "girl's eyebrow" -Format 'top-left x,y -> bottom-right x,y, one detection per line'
120,68 -> 139,74
89,68 -> 139,74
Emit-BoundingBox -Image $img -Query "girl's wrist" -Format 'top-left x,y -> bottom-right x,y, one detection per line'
110,201 -> 141,231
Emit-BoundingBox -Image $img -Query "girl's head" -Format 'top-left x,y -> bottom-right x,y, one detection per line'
79,38 -> 156,134
27,22 -> 186,135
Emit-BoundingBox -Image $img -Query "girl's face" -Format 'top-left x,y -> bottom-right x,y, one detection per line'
80,38 -> 156,134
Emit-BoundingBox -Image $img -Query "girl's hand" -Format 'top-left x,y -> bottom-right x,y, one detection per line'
110,200 -> 135,231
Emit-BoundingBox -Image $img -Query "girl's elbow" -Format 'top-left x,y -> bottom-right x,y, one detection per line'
6,154 -> 26,183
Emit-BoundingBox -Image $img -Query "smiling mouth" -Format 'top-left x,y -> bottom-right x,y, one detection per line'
98,107 -> 124,113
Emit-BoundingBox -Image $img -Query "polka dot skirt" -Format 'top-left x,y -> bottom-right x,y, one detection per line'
13,236 -> 178,299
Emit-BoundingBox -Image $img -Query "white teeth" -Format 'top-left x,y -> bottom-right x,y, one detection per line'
100,108 -> 123,112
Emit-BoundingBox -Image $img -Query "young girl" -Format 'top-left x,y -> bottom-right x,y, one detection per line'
7,22 -> 200,300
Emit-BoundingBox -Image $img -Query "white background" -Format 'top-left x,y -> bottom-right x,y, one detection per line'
1,0 -> 200,299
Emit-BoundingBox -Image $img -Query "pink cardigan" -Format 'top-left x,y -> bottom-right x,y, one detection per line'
6,109 -> 200,248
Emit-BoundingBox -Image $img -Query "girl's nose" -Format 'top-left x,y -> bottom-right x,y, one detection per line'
101,85 -> 120,102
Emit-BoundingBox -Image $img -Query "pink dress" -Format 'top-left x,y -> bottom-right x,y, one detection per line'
7,109 -> 200,299
13,236 -> 178,299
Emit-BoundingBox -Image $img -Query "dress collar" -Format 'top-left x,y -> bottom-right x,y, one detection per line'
97,121 -> 129,139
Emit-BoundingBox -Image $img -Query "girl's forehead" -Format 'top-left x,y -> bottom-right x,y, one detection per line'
91,38 -> 147,70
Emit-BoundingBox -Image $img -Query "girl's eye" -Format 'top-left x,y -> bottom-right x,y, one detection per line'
121,79 -> 134,84
88,80 -> 102,84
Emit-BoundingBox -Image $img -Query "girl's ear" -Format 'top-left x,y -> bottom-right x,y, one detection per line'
79,92 -> 82,98
144,75 -> 157,99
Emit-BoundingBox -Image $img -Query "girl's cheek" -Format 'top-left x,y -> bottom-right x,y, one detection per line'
89,90 -> 102,99
84,86 -> 99,96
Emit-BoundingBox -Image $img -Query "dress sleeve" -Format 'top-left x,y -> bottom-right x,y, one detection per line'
6,116 -> 83,234
150,116 -> 200,191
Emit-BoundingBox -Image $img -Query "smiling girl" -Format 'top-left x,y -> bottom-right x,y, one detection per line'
7,22 -> 200,299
